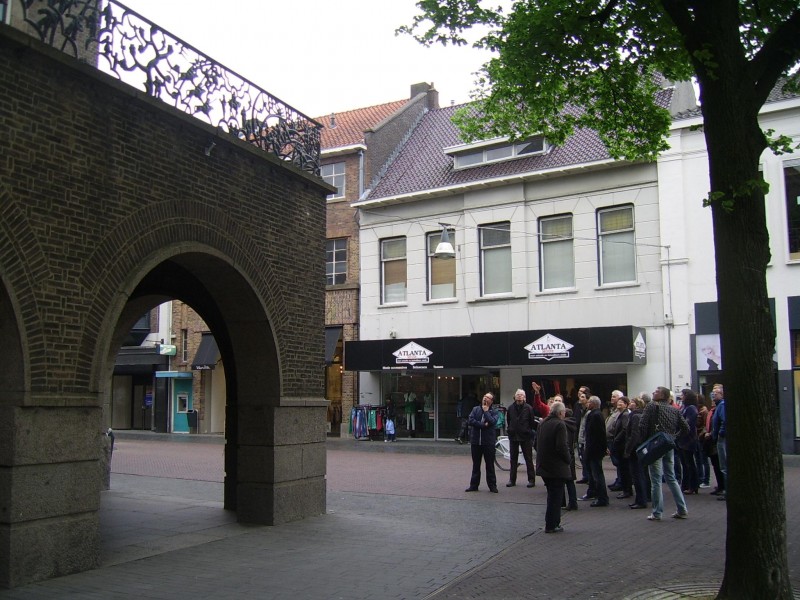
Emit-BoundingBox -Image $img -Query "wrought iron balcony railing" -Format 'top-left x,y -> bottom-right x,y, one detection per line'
14,0 -> 321,175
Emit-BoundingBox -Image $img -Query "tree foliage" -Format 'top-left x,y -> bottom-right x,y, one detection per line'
402,2 -> 800,599
401,0 -> 799,161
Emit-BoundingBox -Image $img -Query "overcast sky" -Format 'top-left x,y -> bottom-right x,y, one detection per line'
121,0 -> 494,118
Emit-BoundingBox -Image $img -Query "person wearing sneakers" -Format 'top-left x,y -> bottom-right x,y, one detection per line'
639,386 -> 690,521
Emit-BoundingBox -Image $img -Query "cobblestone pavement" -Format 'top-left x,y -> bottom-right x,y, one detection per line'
0,433 -> 797,599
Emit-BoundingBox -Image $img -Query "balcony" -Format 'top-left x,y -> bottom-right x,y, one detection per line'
11,0 -> 321,174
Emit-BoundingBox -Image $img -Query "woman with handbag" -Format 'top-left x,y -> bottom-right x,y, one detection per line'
638,386 -> 690,521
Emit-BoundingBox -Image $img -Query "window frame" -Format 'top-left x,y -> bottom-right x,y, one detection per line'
597,205 -> 637,285
426,229 -> 456,300
325,238 -> 348,285
783,158 -> 800,261
451,136 -> 547,170
380,237 -> 407,304
181,328 -> 189,362
479,222 -> 512,296
539,214 -> 575,291
321,161 -> 346,200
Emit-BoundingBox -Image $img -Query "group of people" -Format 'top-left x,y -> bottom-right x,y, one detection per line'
465,382 -> 727,534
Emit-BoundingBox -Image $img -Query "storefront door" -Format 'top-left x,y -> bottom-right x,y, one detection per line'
171,379 -> 193,433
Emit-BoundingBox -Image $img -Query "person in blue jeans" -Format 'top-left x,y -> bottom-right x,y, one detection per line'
465,392 -> 499,493
711,384 -> 727,501
639,386 -> 689,521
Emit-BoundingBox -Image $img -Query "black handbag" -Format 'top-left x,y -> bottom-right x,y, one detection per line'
635,406 -> 676,467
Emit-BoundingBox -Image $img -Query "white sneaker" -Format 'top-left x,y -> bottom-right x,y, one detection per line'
699,483 -> 710,488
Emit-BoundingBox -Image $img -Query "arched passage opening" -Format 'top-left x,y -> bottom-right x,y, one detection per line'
98,251 -> 325,524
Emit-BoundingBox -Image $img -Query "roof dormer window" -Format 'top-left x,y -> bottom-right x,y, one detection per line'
446,135 -> 547,169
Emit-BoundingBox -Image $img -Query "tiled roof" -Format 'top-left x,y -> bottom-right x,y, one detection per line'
315,100 -> 407,150
674,78 -> 799,121
367,89 -> 675,201
367,89 -> 670,201
766,77 -> 800,103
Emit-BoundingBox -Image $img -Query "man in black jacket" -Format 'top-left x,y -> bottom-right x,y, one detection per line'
536,401 -> 572,532
583,396 -> 609,506
505,389 -> 537,488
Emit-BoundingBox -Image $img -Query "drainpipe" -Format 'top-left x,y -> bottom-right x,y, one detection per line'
358,149 -> 365,198
664,245 -> 674,389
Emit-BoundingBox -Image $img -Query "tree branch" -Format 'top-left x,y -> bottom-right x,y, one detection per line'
589,0 -> 621,25
749,9 -> 800,106
658,0 -> 701,55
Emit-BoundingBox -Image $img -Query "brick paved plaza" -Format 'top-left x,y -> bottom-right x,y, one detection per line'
0,434 -> 797,599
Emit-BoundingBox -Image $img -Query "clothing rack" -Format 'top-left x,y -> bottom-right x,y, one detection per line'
350,404 -> 388,440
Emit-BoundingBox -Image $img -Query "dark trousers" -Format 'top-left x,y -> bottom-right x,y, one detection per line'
630,453 -> 648,506
587,456 -> 608,502
609,444 -> 621,485
678,447 -> 699,492
617,455 -> 632,493
695,447 -> 710,485
710,452 -> 725,491
543,477 -> 566,530
578,444 -> 588,480
564,479 -> 578,507
470,444 -> 497,490
509,438 -> 536,483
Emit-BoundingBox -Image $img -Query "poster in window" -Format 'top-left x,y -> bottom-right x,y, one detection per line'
696,334 -> 722,371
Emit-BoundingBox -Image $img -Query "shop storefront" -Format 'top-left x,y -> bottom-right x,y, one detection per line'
345,326 -> 647,440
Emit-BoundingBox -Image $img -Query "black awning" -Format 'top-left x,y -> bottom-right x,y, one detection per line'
115,347 -> 169,367
344,326 -> 647,371
325,326 -> 343,365
192,333 -> 219,370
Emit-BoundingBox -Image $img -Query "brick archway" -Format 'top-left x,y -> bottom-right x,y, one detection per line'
0,26 -> 327,588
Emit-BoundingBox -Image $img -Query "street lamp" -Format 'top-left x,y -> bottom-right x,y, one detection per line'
434,223 -> 455,259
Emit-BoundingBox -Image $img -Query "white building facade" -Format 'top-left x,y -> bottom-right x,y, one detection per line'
659,88 -> 800,453
345,82 -> 799,452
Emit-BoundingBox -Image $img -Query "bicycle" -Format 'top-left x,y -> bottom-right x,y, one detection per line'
495,435 -> 537,471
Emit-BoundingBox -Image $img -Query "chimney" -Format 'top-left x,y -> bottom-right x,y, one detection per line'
410,82 -> 439,109
329,113 -> 336,128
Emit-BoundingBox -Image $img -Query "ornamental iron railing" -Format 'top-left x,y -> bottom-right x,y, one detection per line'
15,0 -> 321,174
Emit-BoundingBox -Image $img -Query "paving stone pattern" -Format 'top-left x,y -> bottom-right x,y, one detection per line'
0,435 -> 797,599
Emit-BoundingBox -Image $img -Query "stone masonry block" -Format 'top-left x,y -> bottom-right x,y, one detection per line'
236,441 -> 325,483
271,444 -> 305,482
272,478 -> 326,525
236,482 -> 275,525
236,478 -> 325,526
0,462 -> 99,524
235,445 -> 275,484
272,406 -> 327,445
236,405 -> 272,446
0,512 -> 99,588
0,406 -> 101,467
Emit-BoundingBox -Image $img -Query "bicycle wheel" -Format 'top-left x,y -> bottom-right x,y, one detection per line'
495,441 -> 512,471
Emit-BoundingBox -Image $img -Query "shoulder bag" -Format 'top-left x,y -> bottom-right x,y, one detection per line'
636,405 -> 676,467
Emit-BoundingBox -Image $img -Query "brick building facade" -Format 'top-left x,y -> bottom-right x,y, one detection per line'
0,23 -> 328,587
318,84 -> 439,435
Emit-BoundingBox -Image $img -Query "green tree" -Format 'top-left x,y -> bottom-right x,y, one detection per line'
402,1 -> 800,598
